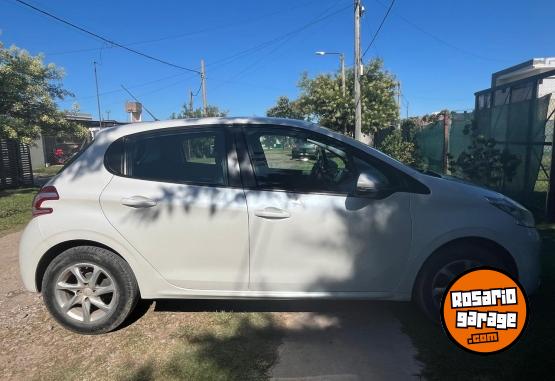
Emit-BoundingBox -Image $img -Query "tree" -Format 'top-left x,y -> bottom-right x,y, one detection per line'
266,58 -> 398,145
376,118 -> 422,166
451,121 -> 520,188
170,104 -> 228,119
0,42 -> 85,144
266,96 -> 305,120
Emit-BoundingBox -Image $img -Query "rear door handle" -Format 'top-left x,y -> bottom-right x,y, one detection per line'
254,207 -> 290,219
121,196 -> 157,208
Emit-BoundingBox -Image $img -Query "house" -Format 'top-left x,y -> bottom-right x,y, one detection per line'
475,57 -> 555,113
30,112 -> 126,170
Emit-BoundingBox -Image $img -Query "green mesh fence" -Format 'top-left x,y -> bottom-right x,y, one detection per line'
414,112 -> 473,174
414,94 -> 552,207
414,119 -> 444,173
448,112 -> 473,165
479,94 -> 550,200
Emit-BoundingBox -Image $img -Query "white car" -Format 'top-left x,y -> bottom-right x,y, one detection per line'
19,117 -> 540,334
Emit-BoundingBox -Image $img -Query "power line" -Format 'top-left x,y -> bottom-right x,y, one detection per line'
13,0 -> 202,74
121,85 -> 159,121
191,81 -> 202,97
59,71 -> 197,103
208,2 -> 351,91
43,0 -> 324,57
362,0 -> 396,58
207,2 -> 350,71
371,0 -> 505,63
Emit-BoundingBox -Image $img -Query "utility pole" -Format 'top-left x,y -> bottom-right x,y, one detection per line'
397,81 -> 401,129
354,0 -> 363,142
443,110 -> 451,173
340,53 -> 346,97
201,59 -> 207,116
341,53 -> 346,135
93,61 -> 103,128
189,89 -> 194,116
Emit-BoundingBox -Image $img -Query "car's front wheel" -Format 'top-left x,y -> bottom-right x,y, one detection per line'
413,243 -> 508,322
42,246 -> 139,334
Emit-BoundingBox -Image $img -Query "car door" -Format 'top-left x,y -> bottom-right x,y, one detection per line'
100,126 -> 250,291
239,125 -> 413,293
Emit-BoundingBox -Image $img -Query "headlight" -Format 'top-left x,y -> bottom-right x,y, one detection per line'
486,196 -> 535,227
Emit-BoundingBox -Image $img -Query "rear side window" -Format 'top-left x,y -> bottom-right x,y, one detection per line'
59,138 -> 93,174
105,138 -> 124,174
104,128 -> 228,186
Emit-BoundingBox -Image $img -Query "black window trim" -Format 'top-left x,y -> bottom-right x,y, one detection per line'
237,124 -> 429,197
103,125 -> 240,189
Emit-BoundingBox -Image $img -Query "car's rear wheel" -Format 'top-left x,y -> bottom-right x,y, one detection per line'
413,243 -> 508,322
42,246 -> 139,334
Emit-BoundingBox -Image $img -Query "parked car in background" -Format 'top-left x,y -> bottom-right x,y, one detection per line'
291,141 -> 318,159
19,117 -> 540,334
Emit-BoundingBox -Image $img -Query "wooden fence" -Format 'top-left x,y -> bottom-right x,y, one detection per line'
0,139 -> 34,189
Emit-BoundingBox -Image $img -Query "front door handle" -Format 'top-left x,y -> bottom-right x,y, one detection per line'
121,196 -> 157,208
254,207 -> 290,219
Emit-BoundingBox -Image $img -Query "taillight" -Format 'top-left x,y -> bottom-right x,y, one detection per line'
32,186 -> 59,217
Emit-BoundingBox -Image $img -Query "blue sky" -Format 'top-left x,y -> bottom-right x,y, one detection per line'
1,0 -> 554,122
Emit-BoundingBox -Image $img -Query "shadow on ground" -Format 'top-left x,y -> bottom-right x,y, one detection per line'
390,224 -> 555,381
121,299 -> 423,381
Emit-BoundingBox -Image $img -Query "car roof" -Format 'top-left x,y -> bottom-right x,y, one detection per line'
92,116 -> 420,176
96,117 -> 318,139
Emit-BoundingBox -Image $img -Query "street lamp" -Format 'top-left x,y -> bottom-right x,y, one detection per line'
315,51 -> 346,97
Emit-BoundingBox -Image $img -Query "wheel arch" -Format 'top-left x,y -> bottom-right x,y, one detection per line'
411,236 -> 519,299
35,240 -> 128,292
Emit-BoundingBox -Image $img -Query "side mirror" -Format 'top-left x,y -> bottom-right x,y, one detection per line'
355,171 -> 385,196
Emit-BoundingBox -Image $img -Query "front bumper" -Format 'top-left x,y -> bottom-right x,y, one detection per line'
509,227 -> 541,295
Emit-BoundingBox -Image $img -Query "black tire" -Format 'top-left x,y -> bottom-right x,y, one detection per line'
413,243 -> 508,323
42,246 -> 139,334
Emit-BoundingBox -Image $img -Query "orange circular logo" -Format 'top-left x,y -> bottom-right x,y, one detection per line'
441,267 -> 528,354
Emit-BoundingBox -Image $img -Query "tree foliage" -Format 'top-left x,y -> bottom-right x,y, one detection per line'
376,118 -> 422,166
266,96 -> 305,120
0,42 -> 85,144
266,58 -> 398,143
452,121 -> 521,188
171,105 -> 228,119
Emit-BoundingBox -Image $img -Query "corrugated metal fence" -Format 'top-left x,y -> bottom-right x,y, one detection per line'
0,139 -> 34,189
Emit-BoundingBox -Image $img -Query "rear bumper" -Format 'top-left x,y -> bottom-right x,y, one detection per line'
18,218 -> 44,292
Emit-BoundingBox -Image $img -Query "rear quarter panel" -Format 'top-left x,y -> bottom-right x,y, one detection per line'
21,133 -> 174,297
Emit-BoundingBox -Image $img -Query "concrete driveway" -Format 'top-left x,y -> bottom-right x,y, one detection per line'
270,304 -> 422,380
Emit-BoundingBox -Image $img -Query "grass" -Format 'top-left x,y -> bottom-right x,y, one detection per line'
0,187 -> 38,236
265,149 -> 316,171
33,165 -> 62,177
393,223 -> 555,380
119,312 -> 282,381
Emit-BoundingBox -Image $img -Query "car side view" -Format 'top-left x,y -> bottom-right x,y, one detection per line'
19,117 -> 540,334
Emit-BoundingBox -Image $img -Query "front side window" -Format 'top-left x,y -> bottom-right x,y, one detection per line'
244,127 -> 389,194
122,129 -> 227,185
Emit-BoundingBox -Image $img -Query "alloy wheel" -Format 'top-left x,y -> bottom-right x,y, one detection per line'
54,263 -> 118,323
431,259 -> 482,309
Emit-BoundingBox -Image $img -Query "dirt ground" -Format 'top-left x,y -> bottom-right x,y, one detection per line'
0,231 -> 422,381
